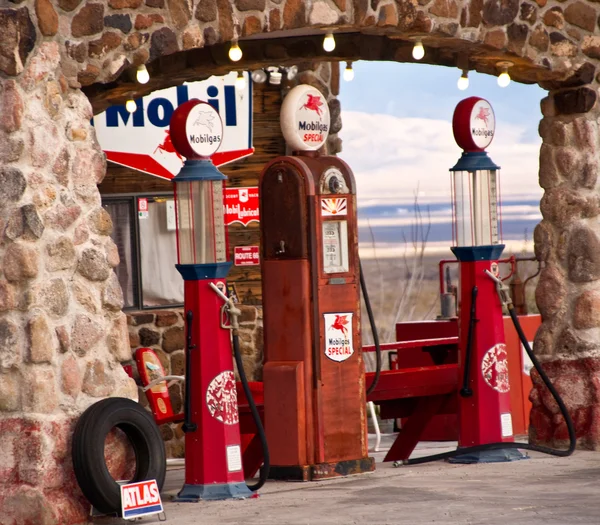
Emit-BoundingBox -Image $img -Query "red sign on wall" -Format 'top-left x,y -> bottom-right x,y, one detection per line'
224,187 -> 260,226
234,246 -> 260,266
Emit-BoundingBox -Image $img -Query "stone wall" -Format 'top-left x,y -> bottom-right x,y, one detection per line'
127,305 -> 263,457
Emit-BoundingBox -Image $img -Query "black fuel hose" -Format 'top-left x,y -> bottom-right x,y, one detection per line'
403,303 -> 576,465
232,330 -> 270,491
360,260 -> 382,396
459,286 -> 477,398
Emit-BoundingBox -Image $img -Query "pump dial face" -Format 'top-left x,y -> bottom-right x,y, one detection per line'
321,167 -> 348,195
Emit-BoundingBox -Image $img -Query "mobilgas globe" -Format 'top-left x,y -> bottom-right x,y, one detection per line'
280,84 -> 331,152
185,102 -> 223,157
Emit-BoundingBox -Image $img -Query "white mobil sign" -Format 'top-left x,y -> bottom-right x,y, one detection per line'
280,84 -> 330,151
93,72 -> 253,180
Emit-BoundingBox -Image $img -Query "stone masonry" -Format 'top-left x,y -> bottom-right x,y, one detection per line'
1,0 -> 600,522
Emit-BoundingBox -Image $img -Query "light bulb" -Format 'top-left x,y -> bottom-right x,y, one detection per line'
229,41 -> 242,62
286,65 -> 298,80
412,40 -> 425,60
251,69 -> 267,83
343,62 -> 354,82
136,65 -> 149,84
235,72 -> 246,91
497,70 -> 511,88
457,71 -> 469,90
323,33 -> 336,52
125,99 -> 137,113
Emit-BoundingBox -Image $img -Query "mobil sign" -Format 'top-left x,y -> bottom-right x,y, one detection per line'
93,72 -> 253,180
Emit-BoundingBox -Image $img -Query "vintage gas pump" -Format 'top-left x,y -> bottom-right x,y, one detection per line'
169,100 -> 253,500
259,85 -> 374,480
449,97 -> 524,462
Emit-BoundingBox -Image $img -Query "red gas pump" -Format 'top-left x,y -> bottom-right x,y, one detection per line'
448,97 -> 525,462
259,85 -> 374,480
169,100 -> 257,499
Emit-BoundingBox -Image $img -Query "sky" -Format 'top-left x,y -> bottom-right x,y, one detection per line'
337,61 -> 547,254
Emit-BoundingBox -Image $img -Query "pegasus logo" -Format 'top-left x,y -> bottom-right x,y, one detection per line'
330,315 -> 350,338
301,94 -> 324,116
153,130 -> 184,161
475,107 -> 491,127
192,110 -> 216,131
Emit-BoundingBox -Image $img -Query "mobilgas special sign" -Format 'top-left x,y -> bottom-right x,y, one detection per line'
324,313 -> 354,362
280,84 -> 330,152
93,72 -> 253,180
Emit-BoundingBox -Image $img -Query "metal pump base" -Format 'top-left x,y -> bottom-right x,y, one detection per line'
448,448 -> 528,464
175,482 -> 253,502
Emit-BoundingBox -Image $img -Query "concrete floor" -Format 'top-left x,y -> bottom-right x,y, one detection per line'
99,435 -> 600,525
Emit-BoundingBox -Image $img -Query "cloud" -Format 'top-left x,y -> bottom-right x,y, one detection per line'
339,111 -> 543,205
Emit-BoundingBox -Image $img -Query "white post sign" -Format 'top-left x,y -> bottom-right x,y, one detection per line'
93,72 -> 253,179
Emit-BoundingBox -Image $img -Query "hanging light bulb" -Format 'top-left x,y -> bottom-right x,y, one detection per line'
229,40 -> 243,62
235,71 -> 246,91
323,33 -> 336,52
251,69 -> 267,83
412,39 -> 425,60
497,61 -> 512,88
136,64 -> 149,84
457,70 -> 469,91
286,65 -> 298,81
343,62 -> 354,82
125,98 -> 137,113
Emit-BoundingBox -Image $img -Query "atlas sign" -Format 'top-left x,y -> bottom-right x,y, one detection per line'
93,72 -> 253,180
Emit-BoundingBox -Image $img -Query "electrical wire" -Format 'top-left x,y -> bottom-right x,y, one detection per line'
404,303 -> 576,465
360,260 -> 381,396
232,331 -> 270,490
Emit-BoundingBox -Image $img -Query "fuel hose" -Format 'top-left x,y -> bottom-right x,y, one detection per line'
232,329 -> 270,491
403,302 -> 576,465
360,260 -> 382,396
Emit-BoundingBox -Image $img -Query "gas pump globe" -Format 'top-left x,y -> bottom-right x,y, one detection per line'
450,151 -> 500,247
173,162 -> 227,266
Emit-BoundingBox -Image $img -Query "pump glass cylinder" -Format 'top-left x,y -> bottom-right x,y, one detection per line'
451,169 -> 499,247
175,179 -> 227,264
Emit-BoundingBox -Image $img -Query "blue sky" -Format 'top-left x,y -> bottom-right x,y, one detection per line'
337,61 -> 547,253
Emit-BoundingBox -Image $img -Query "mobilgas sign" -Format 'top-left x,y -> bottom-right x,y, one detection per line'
280,84 -> 330,152
93,72 -> 253,180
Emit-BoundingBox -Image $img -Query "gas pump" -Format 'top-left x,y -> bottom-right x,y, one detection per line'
403,97 -> 575,465
169,99 -> 266,500
259,85 -> 375,480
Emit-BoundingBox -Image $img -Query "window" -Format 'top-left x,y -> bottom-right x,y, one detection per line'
103,194 -> 184,310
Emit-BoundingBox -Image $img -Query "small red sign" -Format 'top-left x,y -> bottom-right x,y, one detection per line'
224,187 -> 260,226
138,198 -> 148,212
234,246 -> 260,266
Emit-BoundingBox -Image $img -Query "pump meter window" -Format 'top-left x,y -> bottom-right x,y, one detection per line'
322,220 -> 349,273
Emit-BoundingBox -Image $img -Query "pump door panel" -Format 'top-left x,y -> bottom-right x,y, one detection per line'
261,165 -> 308,260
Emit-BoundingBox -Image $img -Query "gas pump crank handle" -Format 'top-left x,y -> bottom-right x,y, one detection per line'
484,269 -> 513,307
142,375 -> 185,392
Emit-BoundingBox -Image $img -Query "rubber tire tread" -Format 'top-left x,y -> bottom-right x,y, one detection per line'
71,397 -> 166,515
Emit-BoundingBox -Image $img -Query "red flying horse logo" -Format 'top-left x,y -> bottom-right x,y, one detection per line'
475,106 -> 491,127
153,129 -> 184,162
301,94 -> 324,117
330,315 -> 350,338
154,130 -> 184,161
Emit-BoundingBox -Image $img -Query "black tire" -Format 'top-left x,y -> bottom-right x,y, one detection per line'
71,397 -> 166,515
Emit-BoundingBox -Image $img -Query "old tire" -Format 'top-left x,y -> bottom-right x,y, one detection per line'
72,397 -> 166,515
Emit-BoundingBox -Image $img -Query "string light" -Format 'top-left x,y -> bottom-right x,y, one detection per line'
412,39 -> 425,60
136,65 -> 149,84
343,62 -> 354,82
235,71 -> 246,91
323,33 -> 336,52
125,98 -> 137,113
457,70 -> 469,91
229,40 -> 243,62
497,62 -> 512,88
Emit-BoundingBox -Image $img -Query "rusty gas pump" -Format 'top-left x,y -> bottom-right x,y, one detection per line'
259,85 -> 374,480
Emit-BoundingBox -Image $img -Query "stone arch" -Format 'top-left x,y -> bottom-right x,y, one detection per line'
1,0 -> 600,522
